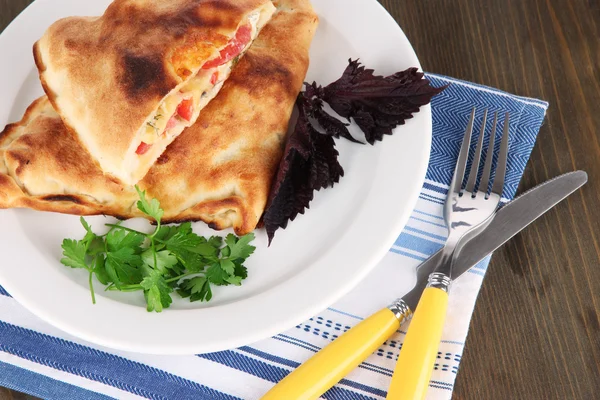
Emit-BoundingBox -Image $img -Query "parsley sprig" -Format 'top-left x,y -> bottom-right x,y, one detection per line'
60,187 -> 255,312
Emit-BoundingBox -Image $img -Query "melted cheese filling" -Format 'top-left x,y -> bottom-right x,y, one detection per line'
140,63 -> 231,146
137,12 -> 260,150
120,9 -> 268,184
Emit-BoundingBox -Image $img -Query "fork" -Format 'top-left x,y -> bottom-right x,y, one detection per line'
385,108 -> 510,400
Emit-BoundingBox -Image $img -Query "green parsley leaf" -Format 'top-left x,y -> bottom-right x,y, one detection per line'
135,186 -> 164,224
206,263 -> 230,286
220,259 -> 236,275
108,247 -> 143,267
172,249 -> 205,273
234,263 -> 248,280
163,228 -> 203,252
208,236 -> 223,248
176,221 -> 193,234
80,216 -> 93,233
78,218 -> 105,256
224,233 -> 256,261
226,275 -> 243,286
158,223 -> 218,256
178,276 -> 213,302
87,237 -> 105,257
141,249 -> 178,273
154,225 -> 179,243
106,229 -> 145,253
93,255 -> 110,285
141,270 -> 172,312
160,228 -> 212,272
60,239 -> 89,270
80,217 -> 96,242
188,243 -> 220,257
165,262 -> 186,277
105,247 -> 143,287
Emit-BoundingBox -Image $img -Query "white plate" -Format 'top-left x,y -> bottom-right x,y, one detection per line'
0,0 -> 431,354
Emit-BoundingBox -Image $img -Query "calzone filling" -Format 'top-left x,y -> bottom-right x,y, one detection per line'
131,11 -> 263,170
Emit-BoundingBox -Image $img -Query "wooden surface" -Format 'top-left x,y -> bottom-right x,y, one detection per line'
1,0 -> 599,399
0,388 -> 34,400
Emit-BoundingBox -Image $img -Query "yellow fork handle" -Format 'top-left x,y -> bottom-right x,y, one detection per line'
386,287 -> 449,399
261,308 -> 401,400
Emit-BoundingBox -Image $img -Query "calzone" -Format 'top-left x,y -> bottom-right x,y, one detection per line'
0,0 -> 318,235
34,0 -> 276,184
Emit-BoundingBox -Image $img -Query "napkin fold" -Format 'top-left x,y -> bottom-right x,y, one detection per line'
0,74 -> 548,400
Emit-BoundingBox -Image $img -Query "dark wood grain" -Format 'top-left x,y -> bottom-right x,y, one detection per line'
379,0 -> 600,399
0,0 -> 599,399
0,387 -> 36,400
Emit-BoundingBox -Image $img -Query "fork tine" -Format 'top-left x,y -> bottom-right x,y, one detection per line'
479,112 -> 498,194
449,108 -> 475,195
465,109 -> 488,193
491,112 -> 510,196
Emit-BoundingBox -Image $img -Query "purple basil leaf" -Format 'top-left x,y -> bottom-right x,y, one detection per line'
263,95 -> 344,244
322,59 -> 446,144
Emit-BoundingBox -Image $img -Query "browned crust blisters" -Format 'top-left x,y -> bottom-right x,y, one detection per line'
0,0 -> 318,235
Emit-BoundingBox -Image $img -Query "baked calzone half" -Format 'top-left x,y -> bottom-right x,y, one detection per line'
34,0 -> 276,184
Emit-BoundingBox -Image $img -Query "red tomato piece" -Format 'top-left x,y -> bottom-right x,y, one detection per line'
166,114 -> 178,130
136,142 -> 152,155
210,71 -> 219,85
177,98 -> 194,121
202,24 -> 252,69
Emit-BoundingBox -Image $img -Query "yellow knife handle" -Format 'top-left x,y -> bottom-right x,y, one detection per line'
386,286 -> 449,400
261,308 -> 402,400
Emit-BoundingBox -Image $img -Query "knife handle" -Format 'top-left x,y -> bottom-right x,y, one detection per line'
386,286 -> 449,400
261,308 -> 401,400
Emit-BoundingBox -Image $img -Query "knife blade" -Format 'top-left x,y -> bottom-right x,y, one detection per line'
401,170 -> 588,311
261,170 -> 587,400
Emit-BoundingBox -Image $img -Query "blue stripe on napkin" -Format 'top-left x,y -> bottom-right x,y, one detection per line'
0,361 -> 111,400
0,321 -> 239,400
0,73 -> 549,400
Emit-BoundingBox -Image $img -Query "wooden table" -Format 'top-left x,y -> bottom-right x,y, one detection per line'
1,0 -> 599,399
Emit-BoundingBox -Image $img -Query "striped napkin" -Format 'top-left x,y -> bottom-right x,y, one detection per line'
0,74 -> 548,400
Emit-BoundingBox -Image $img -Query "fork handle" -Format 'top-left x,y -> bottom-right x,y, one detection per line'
386,283 -> 449,399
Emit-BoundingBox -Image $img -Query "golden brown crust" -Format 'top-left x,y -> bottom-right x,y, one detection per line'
1,0 -> 318,235
0,97 -> 139,217
34,0 -> 275,184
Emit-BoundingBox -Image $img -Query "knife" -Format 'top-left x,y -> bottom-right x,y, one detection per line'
261,170 -> 587,400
